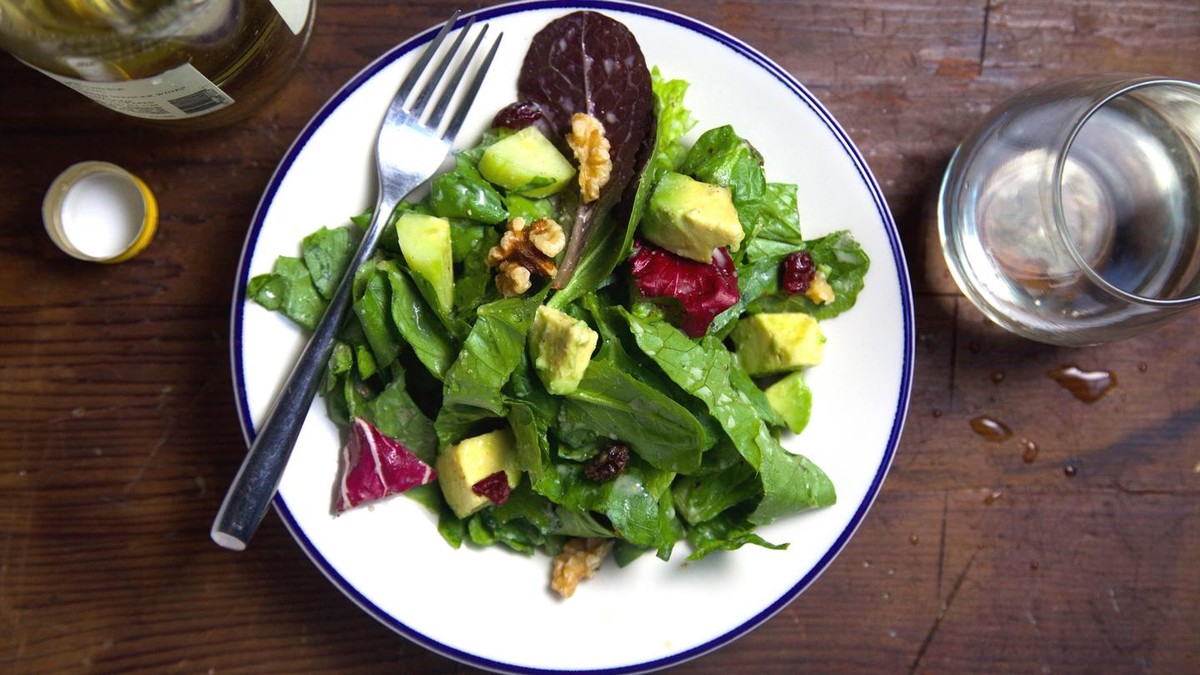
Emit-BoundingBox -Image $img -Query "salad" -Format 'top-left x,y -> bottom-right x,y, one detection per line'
246,11 -> 869,598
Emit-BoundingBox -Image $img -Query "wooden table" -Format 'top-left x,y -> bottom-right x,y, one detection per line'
3,1 -> 1198,672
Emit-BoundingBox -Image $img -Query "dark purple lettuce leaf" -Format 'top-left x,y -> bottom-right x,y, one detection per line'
630,241 -> 740,337
517,11 -> 655,289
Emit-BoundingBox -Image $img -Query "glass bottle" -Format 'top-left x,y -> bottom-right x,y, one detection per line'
0,0 -> 315,128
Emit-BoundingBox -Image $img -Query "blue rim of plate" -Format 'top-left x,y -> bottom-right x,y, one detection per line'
230,0 -> 914,672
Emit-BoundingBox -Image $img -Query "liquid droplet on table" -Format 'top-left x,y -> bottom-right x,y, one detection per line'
991,371 -> 1006,384
1064,462 -> 1078,477
983,489 -> 1002,505
1047,365 -> 1116,403
1021,438 -> 1039,464
971,415 -> 1013,441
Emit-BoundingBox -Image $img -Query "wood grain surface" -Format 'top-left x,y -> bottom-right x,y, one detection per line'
2,0 -> 1199,672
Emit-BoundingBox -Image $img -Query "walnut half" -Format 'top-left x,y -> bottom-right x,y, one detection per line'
550,537 -> 613,599
566,113 -> 612,204
487,217 -> 565,297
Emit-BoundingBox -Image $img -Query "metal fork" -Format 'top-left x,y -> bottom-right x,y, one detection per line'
211,13 -> 502,551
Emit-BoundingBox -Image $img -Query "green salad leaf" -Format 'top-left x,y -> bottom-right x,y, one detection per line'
748,229 -> 871,320
745,182 -> 805,261
622,311 -> 836,525
353,265 -> 400,371
379,261 -> 456,380
302,226 -> 357,300
248,256 -> 325,330
435,295 -> 541,445
429,156 -> 508,224
561,359 -> 707,474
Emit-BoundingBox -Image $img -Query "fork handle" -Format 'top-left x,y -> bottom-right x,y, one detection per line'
211,194 -> 398,551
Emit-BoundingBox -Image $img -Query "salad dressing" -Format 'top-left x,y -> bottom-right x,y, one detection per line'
1047,365 -> 1117,403
970,415 -> 1013,442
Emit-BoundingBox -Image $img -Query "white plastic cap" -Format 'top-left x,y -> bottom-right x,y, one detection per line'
42,161 -> 158,263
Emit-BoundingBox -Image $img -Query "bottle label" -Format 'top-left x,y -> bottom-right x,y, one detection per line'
270,0 -> 312,35
34,62 -> 235,119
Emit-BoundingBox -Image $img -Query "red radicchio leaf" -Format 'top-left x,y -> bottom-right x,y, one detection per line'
471,471 -> 512,506
517,11 -> 655,288
630,241 -> 740,337
336,417 -> 436,513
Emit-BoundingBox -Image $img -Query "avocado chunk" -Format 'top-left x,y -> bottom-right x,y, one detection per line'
764,370 -> 813,434
528,305 -> 598,395
395,212 -> 454,313
478,126 -> 576,198
640,171 -> 744,262
436,428 -> 520,518
731,313 -> 825,376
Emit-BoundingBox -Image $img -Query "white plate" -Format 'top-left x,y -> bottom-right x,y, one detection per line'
231,1 -> 914,672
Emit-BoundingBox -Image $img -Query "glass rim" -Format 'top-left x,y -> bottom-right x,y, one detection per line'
1052,76 -> 1200,308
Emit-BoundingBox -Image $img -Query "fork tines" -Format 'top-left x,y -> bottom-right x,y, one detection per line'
397,12 -> 503,143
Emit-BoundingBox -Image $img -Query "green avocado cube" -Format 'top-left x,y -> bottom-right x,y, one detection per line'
436,428 -> 520,518
395,212 -> 454,313
478,126 -> 576,198
640,171 -> 744,262
731,313 -> 825,376
765,370 -> 813,434
528,305 -> 598,396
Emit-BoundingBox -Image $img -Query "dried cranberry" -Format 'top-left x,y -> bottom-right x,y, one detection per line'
584,445 -> 630,482
471,471 -> 512,505
781,250 -> 816,295
492,101 -> 544,129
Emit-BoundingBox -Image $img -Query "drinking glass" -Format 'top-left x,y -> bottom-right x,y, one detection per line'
939,76 -> 1200,346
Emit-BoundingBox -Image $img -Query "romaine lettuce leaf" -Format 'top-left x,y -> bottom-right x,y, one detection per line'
302,226 -> 357,300
748,230 -> 870,320
436,295 -> 541,446
352,265 -> 400,371
648,67 -> 696,176
247,256 -> 326,330
672,440 -> 759,525
622,311 -> 836,525
706,253 -> 785,338
451,225 -> 499,321
685,507 -> 787,561
359,366 -> 438,465
744,182 -> 804,261
429,156 -> 508,224
507,398 -> 552,484
470,482 -> 562,554
532,455 -> 675,550
560,358 -> 708,474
